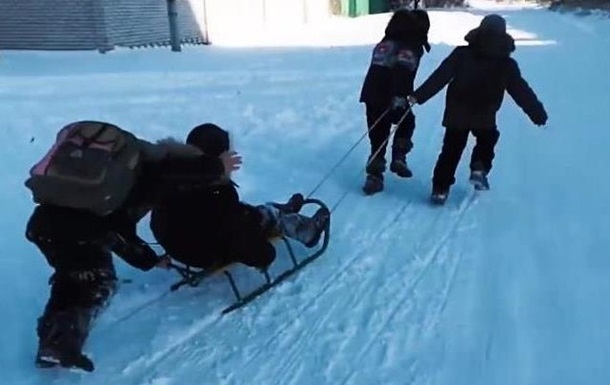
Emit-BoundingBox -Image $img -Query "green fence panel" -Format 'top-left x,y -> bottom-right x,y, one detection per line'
369,0 -> 390,14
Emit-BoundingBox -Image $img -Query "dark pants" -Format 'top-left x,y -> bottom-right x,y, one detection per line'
365,102 -> 415,173
37,268 -> 117,354
432,128 -> 500,190
27,214 -> 117,355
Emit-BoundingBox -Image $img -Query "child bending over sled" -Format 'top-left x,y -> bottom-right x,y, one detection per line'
408,14 -> 548,204
24,120 -> 241,371
150,123 -> 331,272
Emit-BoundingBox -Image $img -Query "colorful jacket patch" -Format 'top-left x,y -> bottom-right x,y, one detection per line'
371,41 -> 396,67
397,48 -> 419,71
371,41 -> 419,72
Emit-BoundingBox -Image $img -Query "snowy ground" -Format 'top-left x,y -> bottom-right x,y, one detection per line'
2,1 -> 610,384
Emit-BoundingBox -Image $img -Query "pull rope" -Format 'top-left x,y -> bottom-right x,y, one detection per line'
305,106 -> 391,199
325,105 -> 414,213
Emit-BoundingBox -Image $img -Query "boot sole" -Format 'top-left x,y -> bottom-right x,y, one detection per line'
390,164 -> 413,178
469,178 -> 489,191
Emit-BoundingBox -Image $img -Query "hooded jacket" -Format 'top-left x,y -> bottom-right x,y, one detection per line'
412,14 -> 547,129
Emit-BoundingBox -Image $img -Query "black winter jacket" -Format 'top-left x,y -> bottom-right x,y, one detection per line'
413,29 -> 547,129
360,38 -> 425,106
26,139 -> 226,273
150,181 -> 275,270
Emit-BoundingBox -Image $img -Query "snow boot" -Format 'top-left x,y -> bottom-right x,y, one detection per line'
389,138 -> 413,178
35,310 -> 94,372
362,174 -> 384,195
469,170 -> 490,191
301,206 -> 331,248
278,207 -> 330,248
389,159 -> 412,178
430,186 -> 449,205
365,156 -> 386,175
271,193 -> 305,214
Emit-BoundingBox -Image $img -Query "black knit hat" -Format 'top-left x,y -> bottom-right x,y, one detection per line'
186,123 -> 230,157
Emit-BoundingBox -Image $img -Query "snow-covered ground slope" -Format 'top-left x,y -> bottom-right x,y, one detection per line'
1,1 -> 609,384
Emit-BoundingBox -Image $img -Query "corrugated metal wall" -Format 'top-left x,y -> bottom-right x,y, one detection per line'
102,0 -> 207,49
0,0 -> 333,51
0,0 -> 207,51
0,0 -> 101,50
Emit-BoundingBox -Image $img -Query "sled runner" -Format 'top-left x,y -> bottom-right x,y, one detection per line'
168,198 -> 331,314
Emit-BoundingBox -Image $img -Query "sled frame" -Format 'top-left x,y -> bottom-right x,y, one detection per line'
169,198 -> 331,314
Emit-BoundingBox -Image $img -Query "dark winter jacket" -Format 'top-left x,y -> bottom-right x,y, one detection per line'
26,138 -> 227,273
150,181 -> 276,270
359,9 -> 429,106
412,28 -> 547,129
360,39 -> 424,106
26,204 -> 159,272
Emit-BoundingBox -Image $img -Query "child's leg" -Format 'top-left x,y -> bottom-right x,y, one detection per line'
470,128 -> 500,174
257,204 -> 330,248
390,111 -> 415,177
36,252 -> 116,370
432,128 -> 470,192
365,102 -> 393,174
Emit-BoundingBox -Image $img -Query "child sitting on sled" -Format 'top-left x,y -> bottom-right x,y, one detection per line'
149,123 -> 331,272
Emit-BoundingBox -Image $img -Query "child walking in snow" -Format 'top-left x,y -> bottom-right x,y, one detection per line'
359,9 -> 431,195
408,14 -> 548,204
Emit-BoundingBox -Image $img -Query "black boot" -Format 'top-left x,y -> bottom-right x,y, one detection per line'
469,163 -> 490,191
389,138 -> 413,178
271,193 -> 305,214
35,309 -> 94,372
365,155 -> 386,175
362,174 -> 384,195
469,170 -> 489,190
430,186 -> 449,205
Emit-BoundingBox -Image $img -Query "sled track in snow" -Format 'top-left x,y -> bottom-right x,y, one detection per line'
251,192 -> 478,385
119,192 -> 477,383
236,192 -> 478,384
236,195 -> 421,368
338,193 -> 478,385
118,192 -> 420,382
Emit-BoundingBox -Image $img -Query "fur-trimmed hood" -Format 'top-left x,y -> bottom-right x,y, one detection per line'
155,137 -> 203,158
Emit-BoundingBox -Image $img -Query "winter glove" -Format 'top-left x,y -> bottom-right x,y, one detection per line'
109,233 -> 160,271
391,96 -> 407,111
155,254 -> 172,270
530,108 -> 548,127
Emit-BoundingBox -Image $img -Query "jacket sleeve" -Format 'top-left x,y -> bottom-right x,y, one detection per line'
506,59 -> 548,125
106,212 -> 159,271
412,47 -> 462,104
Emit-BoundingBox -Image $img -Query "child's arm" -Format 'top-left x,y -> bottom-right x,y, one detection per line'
506,60 -> 548,126
412,47 -> 461,104
109,231 -> 161,271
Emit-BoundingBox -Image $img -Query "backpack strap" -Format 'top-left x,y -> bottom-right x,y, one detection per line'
82,123 -> 109,148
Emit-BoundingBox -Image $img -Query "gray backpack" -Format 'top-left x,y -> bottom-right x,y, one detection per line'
25,121 -> 143,216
